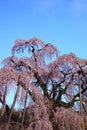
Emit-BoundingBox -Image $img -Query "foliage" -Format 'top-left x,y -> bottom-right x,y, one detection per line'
0,37 -> 87,129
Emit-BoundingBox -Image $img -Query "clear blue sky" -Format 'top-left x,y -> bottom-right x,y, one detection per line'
0,0 -> 87,64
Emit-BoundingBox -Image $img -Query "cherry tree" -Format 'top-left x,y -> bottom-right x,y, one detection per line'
0,37 -> 87,130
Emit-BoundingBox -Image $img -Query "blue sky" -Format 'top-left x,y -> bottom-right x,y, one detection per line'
0,0 -> 87,65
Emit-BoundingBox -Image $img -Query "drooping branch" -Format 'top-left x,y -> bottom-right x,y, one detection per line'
1,85 -> 8,115
22,89 -> 28,126
8,80 -> 21,123
0,97 -> 10,116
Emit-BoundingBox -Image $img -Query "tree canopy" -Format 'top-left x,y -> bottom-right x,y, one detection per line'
0,37 -> 87,130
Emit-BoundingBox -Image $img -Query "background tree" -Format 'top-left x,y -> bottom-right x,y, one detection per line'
0,37 -> 87,130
